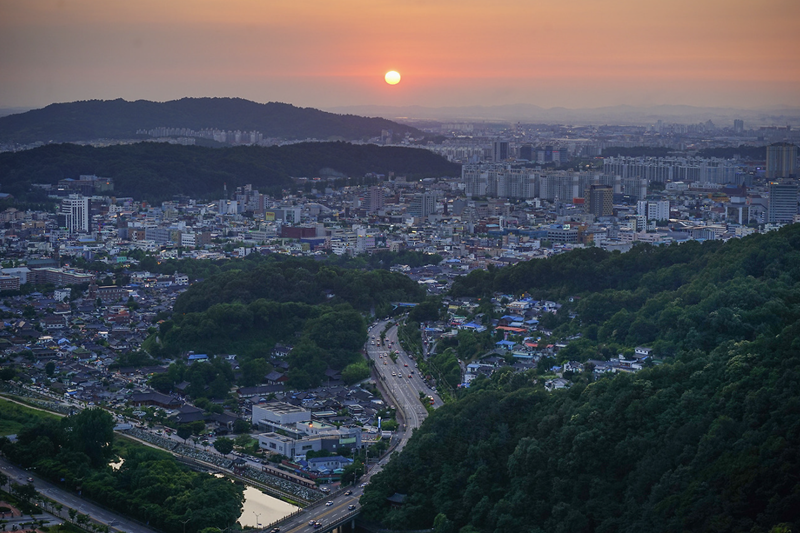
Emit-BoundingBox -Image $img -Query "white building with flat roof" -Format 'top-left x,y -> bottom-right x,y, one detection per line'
252,401 -> 310,428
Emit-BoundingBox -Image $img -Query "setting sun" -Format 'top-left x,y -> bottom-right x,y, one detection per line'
384,71 -> 401,85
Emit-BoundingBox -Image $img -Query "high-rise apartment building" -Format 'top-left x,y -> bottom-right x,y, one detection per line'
407,193 -> 437,219
367,186 -> 385,213
585,184 -> 613,217
60,194 -> 89,233
768,180 -> 799,223
603,156 -> 741,185
766,143 -> 797,179
492,141 -> 509,162
620,178 -> 648,201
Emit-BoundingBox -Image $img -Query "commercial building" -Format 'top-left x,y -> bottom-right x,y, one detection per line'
637,200 -> 670,221
29,268 -> 94,287
60,195 -> 89,233
768,180 -> 799,223
252,402 -> 311,429
585,184 -> 613,217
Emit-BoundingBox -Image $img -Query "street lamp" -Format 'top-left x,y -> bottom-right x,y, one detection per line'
181,517 -> 190,533
253,512 -> 261,528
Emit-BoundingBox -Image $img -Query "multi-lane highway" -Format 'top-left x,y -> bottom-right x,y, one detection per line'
268,318 -> 443,532
367,320 -> 443,436
2,318 -> 443,533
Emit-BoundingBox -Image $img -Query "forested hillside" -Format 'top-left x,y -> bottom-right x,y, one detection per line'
361,225 -> 800,533
0,97 -> 422,143
0,409 -> 243,533
0,141 -> 459,202
148,257 -> 426,388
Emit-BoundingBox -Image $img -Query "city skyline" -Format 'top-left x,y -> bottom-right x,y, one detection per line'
1,0 -> 799,112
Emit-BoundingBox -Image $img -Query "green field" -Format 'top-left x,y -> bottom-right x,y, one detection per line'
0,397 -> 61,436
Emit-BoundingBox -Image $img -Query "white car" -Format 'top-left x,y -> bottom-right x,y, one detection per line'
326,501 -> 334,506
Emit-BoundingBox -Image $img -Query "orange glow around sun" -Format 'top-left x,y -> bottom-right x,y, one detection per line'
384,71 -> 401,85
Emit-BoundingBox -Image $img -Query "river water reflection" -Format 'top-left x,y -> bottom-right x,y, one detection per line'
239,486 -> 299,528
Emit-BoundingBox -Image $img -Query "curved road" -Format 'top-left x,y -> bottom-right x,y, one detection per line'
266,319 -> 444,532
3,319 -> 443,533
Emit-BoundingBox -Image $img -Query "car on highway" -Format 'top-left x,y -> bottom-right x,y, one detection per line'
313,522 -> 322,529
348,504 -> 356,510
326,501 -> 334,506
344,490 -> 352,495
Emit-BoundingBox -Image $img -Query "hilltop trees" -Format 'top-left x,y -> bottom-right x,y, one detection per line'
361,224 -> 800,533
0,414 -> 243,533
147,257 -> 422,391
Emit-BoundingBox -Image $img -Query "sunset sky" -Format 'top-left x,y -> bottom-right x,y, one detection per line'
1,0 -> 798,111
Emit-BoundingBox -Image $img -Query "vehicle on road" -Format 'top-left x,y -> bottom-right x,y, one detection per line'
344,490 -> 352,495
326,501 -> 333,506
348,504 -> 356,510
27,477 -> 34,483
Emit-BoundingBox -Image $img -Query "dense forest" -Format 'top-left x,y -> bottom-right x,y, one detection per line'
0,141 -> 460,202
361,225 -> 800,532
147,256 -> 426,389
0,97 -> 422,143
0,409 -> 244,533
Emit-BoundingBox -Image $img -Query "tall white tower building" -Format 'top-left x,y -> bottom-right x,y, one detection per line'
61,194 -> 89,233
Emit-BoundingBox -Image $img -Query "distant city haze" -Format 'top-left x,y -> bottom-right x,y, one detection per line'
1,0 -> 798,111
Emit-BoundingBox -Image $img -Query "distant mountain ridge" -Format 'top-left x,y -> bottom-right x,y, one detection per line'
327,103 -> 800,127
0,98 -> 423,144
